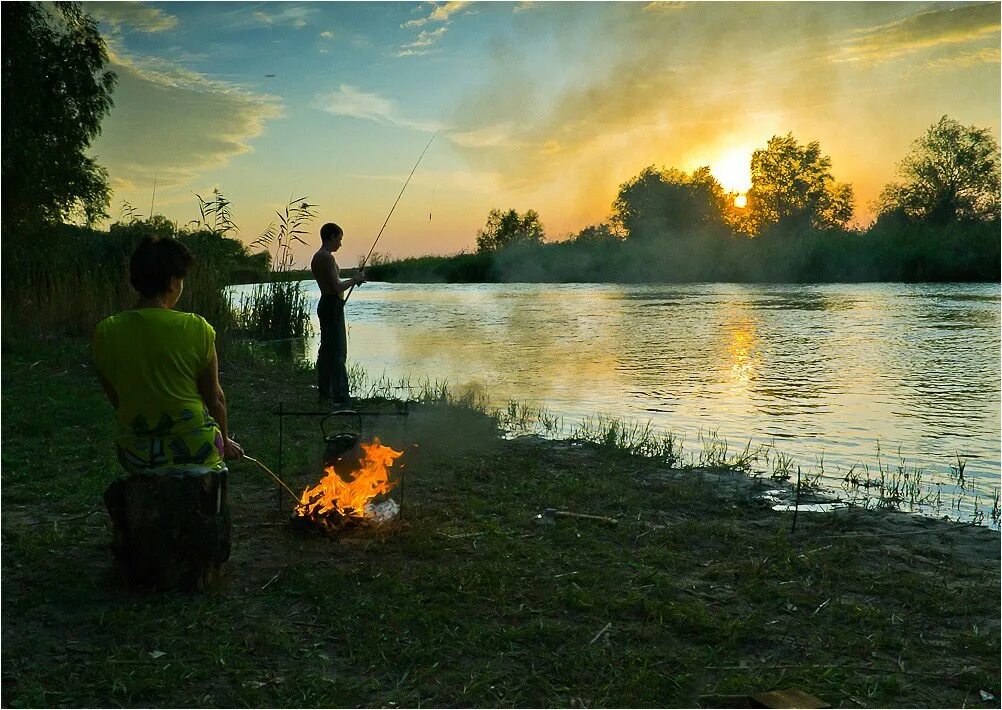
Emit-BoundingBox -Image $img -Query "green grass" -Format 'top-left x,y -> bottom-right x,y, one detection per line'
2,336 -> 999,708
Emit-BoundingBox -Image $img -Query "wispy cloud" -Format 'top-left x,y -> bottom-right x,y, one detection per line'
252,5 -> 317,29
314,85 -> 441,132
398,1 -> 468,56
320,30 -> 334,39
925,45 -> 1001,70
402,1 -> 470,29
398,27 -> 448,57
93,50 -> 283,193
643,2 -> 687,14
87,2 -> 178,33
448,123 -> 519,149
836,3 -> 1000,64
446,2 -> 865,196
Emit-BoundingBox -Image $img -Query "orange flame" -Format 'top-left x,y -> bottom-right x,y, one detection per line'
296,437 -> 403,519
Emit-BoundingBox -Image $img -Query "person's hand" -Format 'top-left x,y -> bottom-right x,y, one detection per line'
356,268 -> 367,285
223,437 -> 244,460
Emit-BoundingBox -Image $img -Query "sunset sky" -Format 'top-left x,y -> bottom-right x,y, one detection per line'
86,1 -> 1001,266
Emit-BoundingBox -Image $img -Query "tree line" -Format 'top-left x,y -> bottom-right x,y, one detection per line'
370,118 -> 999,283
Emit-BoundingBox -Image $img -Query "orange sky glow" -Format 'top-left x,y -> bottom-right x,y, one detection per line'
87,1 -> 1001,265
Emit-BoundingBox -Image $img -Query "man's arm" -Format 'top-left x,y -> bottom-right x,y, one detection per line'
328,255 -> 365,296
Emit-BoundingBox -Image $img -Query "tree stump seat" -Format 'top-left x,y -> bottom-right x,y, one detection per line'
103,471 -> 230,592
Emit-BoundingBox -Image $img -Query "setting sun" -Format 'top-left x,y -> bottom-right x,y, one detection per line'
709,149 -> 753,194
733,194 -> 747,208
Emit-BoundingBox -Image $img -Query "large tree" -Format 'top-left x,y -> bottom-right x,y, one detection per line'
611,165 -> 731,241
746,133 -> 854,234
2,2 -> 117,229
475,209 -> 545,253
878,116 -> 1000,224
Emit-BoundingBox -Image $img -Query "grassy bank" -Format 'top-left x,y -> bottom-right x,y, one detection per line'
2,336 -> 999,708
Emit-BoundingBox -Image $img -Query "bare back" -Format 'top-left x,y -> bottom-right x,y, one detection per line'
311,248 -> 340,296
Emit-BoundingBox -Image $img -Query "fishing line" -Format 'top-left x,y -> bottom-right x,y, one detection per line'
149,173 -> 157,219
344,131 -> 438,305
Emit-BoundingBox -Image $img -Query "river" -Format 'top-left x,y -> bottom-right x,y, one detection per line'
235,281 -> 1001,523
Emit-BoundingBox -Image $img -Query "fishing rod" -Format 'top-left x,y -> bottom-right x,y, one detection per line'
344,131 -> 438,305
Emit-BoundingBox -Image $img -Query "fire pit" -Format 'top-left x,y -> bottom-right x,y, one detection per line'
291,437 -> 403,535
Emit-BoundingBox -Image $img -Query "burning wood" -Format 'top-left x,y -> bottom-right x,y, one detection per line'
293,437 -> 403,534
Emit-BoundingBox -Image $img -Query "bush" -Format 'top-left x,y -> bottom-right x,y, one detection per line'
1,220 -> 266,340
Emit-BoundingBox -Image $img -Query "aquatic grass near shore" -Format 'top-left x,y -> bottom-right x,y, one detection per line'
567,415 -> 685,467
344,370 -> 820,486
231,281 -> 313,341
319,363 -> 1001,528
835,445 -> 999,525
232,197 -> 319,341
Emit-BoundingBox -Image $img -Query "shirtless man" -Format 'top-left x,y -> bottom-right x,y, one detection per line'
310,222 -> 365,407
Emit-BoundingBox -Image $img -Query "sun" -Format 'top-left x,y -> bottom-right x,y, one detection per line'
733,194 -> 747,208
708,149 -> 753,204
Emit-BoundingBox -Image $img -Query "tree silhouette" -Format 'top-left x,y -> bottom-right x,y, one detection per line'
878,116 -> 1000,224
746,134 -> 853,234
2,2 -> 117,230
611,166 -> 731,241
475,209 -> 545,253
573,222 -> 620,244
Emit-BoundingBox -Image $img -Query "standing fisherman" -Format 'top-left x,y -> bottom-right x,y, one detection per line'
311,222 -> 366,408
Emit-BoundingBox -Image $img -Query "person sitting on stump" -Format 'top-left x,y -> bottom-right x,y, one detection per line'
93,235 -> 244,591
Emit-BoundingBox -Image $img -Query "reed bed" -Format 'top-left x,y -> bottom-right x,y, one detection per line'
226,196 -> 318,342
3,192 -> 316,345
1,220 -> 255,340
230,281 -> 313,341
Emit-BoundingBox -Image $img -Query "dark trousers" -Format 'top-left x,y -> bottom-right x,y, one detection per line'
317,294 -> 349,401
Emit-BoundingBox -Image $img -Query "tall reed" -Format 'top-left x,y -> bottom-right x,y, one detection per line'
232,282 -> 312,341
1,190 -> 264,340
235,197 -> 317,341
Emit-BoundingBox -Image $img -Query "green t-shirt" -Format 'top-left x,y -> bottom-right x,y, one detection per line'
94,308 -> 224,475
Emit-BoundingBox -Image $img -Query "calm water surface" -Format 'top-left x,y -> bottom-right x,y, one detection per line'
259,281 -> 1001,519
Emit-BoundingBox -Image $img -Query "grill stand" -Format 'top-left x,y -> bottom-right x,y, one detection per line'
271,401 -> 409,514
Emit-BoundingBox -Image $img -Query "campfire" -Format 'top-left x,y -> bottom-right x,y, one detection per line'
293,437 -> 404,533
